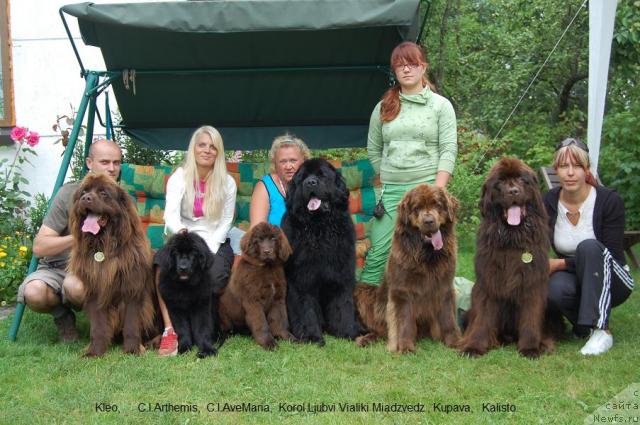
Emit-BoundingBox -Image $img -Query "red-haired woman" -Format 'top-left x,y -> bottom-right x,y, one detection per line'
545,138 -> 634,355
361,41 -> 458,284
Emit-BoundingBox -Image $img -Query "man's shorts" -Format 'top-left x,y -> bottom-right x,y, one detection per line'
17,263 -> 68,305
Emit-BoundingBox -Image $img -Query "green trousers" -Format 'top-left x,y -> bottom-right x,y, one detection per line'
360,182 -> 423,285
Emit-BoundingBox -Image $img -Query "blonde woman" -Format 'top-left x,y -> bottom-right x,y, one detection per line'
156,125 -> 237,356
249,133 -> 310,227
545,138 -> 634,355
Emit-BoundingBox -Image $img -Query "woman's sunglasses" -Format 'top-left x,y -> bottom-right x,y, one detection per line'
555,138 -> 589,152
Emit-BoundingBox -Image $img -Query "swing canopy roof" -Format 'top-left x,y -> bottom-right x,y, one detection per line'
61,0 -> 422,151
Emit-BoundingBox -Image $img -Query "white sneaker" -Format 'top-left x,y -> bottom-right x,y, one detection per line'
579,329 -> 613,356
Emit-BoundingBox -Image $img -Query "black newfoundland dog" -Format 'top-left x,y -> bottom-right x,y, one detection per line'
281,158 -> 362,345
155,232 -> 222,357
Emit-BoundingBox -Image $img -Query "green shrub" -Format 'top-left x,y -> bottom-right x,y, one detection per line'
0,232 -> 31,304
599,107 -> 640,230
26,193 -> 48,237
114,128 -> 178,166
448,125 -> 506,230
448,162 -> 484,230
225,147 -> 368,164
314,148 -> 368,161
231,150 -> 269,163
499,120 -> 570,172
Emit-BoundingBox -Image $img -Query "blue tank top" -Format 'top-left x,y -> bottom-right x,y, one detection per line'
262,175 -> 286,226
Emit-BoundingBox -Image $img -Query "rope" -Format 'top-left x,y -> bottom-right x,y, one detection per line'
122,69 -> 137,95
474,0 -> 588,172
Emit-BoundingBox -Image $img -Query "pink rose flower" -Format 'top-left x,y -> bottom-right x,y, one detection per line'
10,126 -> 27,142
26,131 -> 40,147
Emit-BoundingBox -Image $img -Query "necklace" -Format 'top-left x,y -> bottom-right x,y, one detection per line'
276,175 -> 287,197
560,187 -> 590,225
565,210 -> 580,226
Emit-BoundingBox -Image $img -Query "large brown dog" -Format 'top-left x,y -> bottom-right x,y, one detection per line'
68,172 -> 158,357
354,184 -> 461,353
459,157 -> 553,358
218,222 -> 294,350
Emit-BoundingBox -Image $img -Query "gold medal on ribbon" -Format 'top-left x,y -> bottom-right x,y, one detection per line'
521,251 -> 533,264
94,251 -> 105,262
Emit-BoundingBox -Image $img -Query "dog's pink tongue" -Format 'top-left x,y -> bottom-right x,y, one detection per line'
307,197 -> 321,211
431,230 -> 443,251
507,206 -> 522,226
82,214 -> 101,235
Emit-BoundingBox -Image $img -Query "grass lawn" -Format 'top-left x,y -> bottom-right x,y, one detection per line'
1,234 -> 638,425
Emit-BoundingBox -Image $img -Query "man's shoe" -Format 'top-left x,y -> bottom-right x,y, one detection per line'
158,327 -> 178,357
580,329 -> 613,356
54,310 -> 79,343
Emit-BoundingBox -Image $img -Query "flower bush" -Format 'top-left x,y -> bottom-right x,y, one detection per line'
1,126 -> 40,233
0,232 -> 32,304
0,125 -> 41,304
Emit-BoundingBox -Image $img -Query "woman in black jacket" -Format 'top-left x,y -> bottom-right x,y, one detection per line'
545,138 -> 634,355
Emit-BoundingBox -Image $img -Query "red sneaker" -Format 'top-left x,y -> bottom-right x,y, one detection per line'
158,328 -> 178,357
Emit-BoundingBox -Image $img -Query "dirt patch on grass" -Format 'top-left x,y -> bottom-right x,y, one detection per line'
0,306 -> 16,320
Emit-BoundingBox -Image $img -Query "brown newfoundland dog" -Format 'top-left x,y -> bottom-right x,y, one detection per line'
218,222 -> 294,350
68,172 -> 158,357
459,157 -> 553,358
354,184 -> 461,353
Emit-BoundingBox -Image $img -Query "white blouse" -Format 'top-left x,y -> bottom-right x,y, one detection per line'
164,167 -> 237,254
554,186 -> 596,256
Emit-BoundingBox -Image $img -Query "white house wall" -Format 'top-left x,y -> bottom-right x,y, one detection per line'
6,0 -> 157,202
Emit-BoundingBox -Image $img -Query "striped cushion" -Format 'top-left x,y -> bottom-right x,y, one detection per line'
120,160 -> 380,265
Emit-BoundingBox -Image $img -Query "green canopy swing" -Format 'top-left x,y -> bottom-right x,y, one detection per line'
9,0 -> 430,340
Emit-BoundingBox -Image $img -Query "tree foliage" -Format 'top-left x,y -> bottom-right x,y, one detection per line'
421,0 -> 639,228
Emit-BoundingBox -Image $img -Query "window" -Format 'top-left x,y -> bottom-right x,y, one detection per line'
0,0 -> 14,127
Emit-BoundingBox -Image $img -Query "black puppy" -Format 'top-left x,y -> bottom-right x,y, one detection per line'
282,158 -> 362,345
155,231 -> 221,357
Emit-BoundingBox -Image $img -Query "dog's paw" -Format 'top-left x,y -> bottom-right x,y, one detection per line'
178,343 -> 192,355
397,341 -> 416,354
294,333 -> 325,346
275,331 -> 296,342
298,335 -> 325,346
443,334 -> 461,349
83,343 -> 106,358
196,348 -> 218,358
83,349 -> 105,358
518,347 -> 542,359
355,333 -> 377,347
123,342 -> 144,355
459,346 -> 485,358
540,337 -> 556,354
261,338 -> 278,351
145,334 -> 162,350
345,327 -> 363,340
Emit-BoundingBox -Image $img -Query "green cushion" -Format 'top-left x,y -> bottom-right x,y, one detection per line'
120,159 -> 380,251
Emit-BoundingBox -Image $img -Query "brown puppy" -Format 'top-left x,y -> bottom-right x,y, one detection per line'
355,184 -> 461,353
459,157 -> 553,358
218,222 -> 294,350
68,172 -> 158,357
